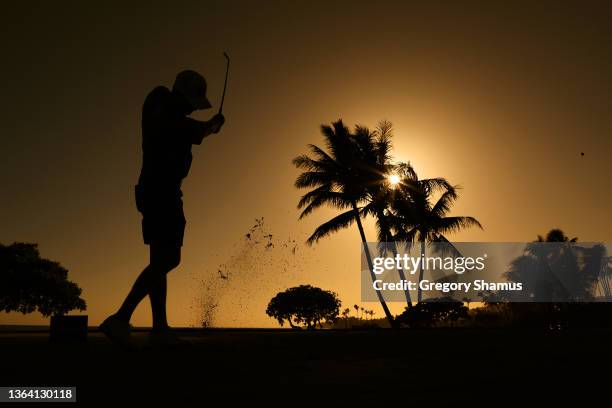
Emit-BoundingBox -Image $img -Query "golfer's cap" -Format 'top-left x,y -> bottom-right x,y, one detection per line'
172,69 -> 212,110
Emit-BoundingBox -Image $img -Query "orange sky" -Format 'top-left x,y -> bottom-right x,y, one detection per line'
1,1 -> 611,327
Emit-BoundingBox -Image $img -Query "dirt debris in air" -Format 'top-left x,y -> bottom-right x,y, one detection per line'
192,217 -> 310,327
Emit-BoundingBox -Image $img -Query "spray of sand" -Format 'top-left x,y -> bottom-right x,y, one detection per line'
192,217 -> 312,327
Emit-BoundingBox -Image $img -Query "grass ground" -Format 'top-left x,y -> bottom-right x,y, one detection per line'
1,328 -> 609,406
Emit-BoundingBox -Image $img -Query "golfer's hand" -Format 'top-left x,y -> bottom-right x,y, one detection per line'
211,113 -> 225,134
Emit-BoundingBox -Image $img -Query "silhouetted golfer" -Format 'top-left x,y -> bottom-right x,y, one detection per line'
100,70 -> 225,346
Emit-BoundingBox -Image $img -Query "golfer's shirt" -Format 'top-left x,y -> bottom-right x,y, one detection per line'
138,86 -> 199,197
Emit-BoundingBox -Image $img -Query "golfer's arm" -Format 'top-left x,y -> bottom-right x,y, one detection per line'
180,117 -> 215,145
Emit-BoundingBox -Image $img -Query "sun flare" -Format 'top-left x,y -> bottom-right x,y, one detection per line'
387,173 -> 401,187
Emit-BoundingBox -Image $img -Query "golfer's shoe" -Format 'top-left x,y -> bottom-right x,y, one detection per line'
99,314 -> 131,346
149,327 -> 191,348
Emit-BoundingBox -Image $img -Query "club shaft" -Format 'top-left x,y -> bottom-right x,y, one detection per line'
219,52 -> 230,114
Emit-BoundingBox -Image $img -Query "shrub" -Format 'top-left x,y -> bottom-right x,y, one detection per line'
266,285 -> 340,329
396,297 -> 468,328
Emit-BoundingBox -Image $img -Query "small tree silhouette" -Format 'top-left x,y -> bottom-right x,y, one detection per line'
0,242 -> 86,317
266,285 -> 341,329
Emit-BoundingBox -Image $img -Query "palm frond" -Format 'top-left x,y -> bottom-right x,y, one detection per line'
298,190 -> 352,219
418,178 -> 453,194
307,144 -> 337,166
435,216 -> 482,235
430,234 -> 462,258
396,161 -> 417,180
306,208 -> 360,245
297,184 -> 331,208
292,155 -> 323,171
393,226 -> 419,244
294,171 -> 334,189
430,187 -> 458,217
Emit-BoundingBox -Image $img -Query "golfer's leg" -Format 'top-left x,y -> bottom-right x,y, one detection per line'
150,244 -> 181,329
115,264 -> 155,322
150,273 -> 168,329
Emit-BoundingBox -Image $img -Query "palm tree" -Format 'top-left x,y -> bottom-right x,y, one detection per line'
293,120 -> 396,326
536,229 -> 577,243
506,229 -> 602,301
351,122 -> 413,306
341,308 -> 350,329
389,163 -> 482,302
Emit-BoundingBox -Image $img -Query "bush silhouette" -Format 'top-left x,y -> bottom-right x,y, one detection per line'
0,242 -> 86,317
266,285 -> 340,329
396,297 -> 468,328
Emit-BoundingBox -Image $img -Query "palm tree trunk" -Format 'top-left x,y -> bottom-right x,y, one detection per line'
375,209 -> 413,308
417,241 -> 425,303
392,243 -> 413,307
351,201 -> 396,328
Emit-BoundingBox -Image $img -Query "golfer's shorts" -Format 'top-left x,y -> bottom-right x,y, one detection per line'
135,185 -> 186,247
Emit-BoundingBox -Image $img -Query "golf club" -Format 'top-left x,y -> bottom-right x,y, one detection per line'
219,51 -> 230,114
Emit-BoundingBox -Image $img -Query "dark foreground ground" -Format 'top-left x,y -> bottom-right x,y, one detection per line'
1,328 -> 611,406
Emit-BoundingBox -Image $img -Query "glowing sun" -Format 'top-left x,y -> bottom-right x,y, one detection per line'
387,173 -> 401,187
